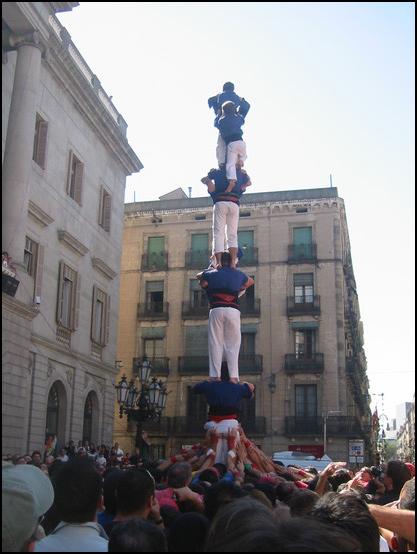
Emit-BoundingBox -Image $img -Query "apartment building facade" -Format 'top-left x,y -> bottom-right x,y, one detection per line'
2,2 -> 142,454
115,187 -> 373,462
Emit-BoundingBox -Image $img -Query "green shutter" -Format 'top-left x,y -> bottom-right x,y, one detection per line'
146,281 -> 164,293
185,326 -> 208,355
238,230 -> 254,249
142,327 -> 166,339
148,236 -> 165,254
291,321 -> 319,329
294,273 -> 313,286
191,234 -> 208,251
293,227 -> 312,245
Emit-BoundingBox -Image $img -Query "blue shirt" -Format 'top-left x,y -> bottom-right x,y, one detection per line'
202,267 -> 249,310
193,380 -> 253,416
208,92 -> 251,117
208,167 -> 250,205
214,112 -> 246,143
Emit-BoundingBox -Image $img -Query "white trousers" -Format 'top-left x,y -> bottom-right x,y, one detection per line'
204,419 -> 240,464
208,307 -> 241,380
226,140 -> 247,180
216,134 -> 227,165
212,201 -> 239,254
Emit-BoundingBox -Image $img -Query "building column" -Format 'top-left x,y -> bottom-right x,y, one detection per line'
2,31 -> 42,267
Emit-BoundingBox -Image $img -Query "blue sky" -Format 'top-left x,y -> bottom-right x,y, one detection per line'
58,2 -> 415,422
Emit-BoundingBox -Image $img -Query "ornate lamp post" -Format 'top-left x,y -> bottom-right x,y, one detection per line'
115,358 -> 168,449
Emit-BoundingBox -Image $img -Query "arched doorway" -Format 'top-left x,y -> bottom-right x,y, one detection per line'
45,381 -> 67,447
82,391 -> 99,444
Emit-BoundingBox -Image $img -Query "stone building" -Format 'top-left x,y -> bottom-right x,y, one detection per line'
2,2 -> 142,454
396,398 -> 415,463
115,187 -> 373,462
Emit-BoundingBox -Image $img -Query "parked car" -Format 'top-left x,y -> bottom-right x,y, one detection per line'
272,450 -> 332,471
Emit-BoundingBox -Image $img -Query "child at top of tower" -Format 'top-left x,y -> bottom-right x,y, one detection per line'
208,82 -> 250,118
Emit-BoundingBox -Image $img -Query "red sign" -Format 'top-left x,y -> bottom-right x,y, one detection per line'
289,444 -> 324,458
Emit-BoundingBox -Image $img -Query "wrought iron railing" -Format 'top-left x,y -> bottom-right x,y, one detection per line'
137,302 -> 169,320
185,250 -> 211,269
284,353 -> 324,373
141,252 -> 168,271
287,295 -> 320,316
240,297 -> 261,317
288,243 -> 317,263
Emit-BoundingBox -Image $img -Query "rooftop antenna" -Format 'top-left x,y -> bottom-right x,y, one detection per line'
133,190 -> 136,203
329,174 -> 333,188
188,187 -> 192,198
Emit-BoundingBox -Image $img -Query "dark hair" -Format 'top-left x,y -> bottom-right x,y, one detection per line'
108,519 -> 167,552
160,505 -> 180,530
254,483 -> 277,507
52,458 -> 102,523
204,481 -> 248,520
102,468 -> 123,516
386,460 -> 412,494
204,497 -> 282,552
169,512 -> 210,552
400,477 -> 415,511
275,481 -> 297,504
328,469 -> 351,492
220,252 -> 232,266
116,469 -> 155,515
213,463 -> 227,477
221,101 -> 236,116
310,491 -> 380,552
287,489 -> 320,516
167,462 -> 192,488
273,516 -> 362,552
223,82 -> 234,91
199,468 -> 219,485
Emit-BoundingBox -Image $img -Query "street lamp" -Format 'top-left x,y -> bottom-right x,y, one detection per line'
323,410 -> 342,457
115,358 -> 168,448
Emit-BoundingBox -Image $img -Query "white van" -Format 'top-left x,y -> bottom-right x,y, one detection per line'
272,450 -> 332,472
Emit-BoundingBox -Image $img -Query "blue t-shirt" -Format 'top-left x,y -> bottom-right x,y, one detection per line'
214,112 -> 246,144
193,380 -> 252,416
208,92 -> 251,117
202,267 -> 249,310
208,167 -> 250,205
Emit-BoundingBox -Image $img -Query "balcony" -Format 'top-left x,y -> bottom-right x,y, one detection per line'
185,250 -> 211,269
287,295 -> 320,316
239,354 -> 263,374
170,416 -> 267,436
182,301 -> 209,319
239,297 -> 261,317
141,252 -> 168,271
178,356 -> 209,375
133,357 -> 170,376
284,416 -> 368,438
284,353 -> 324,374
288,243 -> 317,264
137,302 -> 169,321
238,247 -> 258,266
178,354 -> 263,375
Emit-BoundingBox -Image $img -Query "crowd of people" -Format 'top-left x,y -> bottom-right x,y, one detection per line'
2,426 -> 415,552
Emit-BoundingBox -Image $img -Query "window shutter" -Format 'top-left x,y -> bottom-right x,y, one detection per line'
103,193 -> 111,232
191,234 -> 208,252
67,151 -> 74,195
34,245 -> 45,300
37,121 -> 48,169
148,237 -> 165,255
98,189 -> 104,226
74,159 -> 83,205
146,281 -> 164,293
185,326 -> 208,355
237,230 -> 254,249
293,227 -> 312,245
104,295 -> 110,345
294,273 -> 313,286
91,285 -> 98,341
56,261 -> 65,324
73,272 -> 81,330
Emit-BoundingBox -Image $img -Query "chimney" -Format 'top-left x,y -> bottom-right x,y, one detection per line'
188,187 -> 192,198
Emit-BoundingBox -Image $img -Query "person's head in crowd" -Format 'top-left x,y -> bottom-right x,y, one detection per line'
168,512 -> 210,552
77,447 -> 87,458
145,461 -> 164,484
15,456 -> 27,465
115,468 -> 155,518
254,483 -> 277,507
273,517 -> 362,552
328,468 -> 352,492
31,451 -> 42,467
213,463 -> 227,477
2,462 -> 54,552
399,477 -> 415,511
102,468 -> 123,516
167,462 -> 192,489
310,490 -> 380,552
248,488 -> 273,509
108,519 -> 167,552
384,460 -> 412,495
24,455 -> 32,464
275,481 -> 297,504
198,468 -> 220,485
159,505 -> 179,530
190,482 -> 206,495
51,457 -> 103,523
204,481 -> 248,520
204,497 -> 284,552
45,455 -> 55,467
47,459 -> 63,479
287,489 -> 320,516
